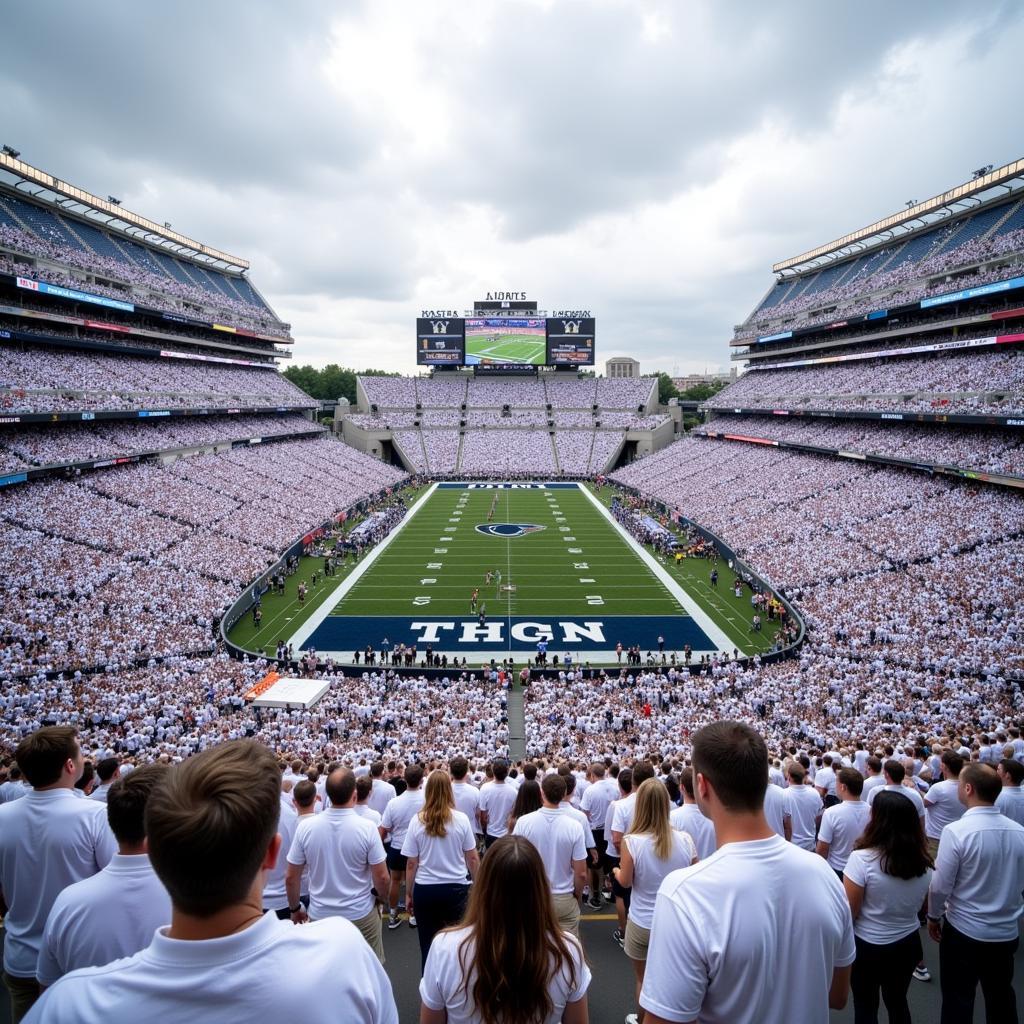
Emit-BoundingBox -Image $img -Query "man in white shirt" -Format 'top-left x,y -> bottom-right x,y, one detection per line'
24,740 -> 397,1024
286,768 -> 390,963
994,758 -> 1024,826
861,756 -> 885,798
927,763 -> 1024,1023
477,758 -> 517,850
354,776 -> 383,825
88,758 -> 120,804
580,762 -> 616,909
814,755 -> 837,808
512,774 -> 587,937
670,767 -> 716,860
367,762 -> 396,816
0,727 -> 115,1024
0,766 -> 30,804
784,764 -> 822,850
449,756 -> 481,840
262,781 -> 302,918
37,764 -> 172,987
640,721 -> 854,1024
866,759 -> 926,821
923,751 -> 965,859
815,768 -> 869,876
379,763 -> 425,929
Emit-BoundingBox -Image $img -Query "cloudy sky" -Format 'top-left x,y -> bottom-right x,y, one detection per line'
2,1 -> 1022,375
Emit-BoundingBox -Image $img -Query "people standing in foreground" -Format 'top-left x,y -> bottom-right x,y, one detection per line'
639,721 -> 854,1024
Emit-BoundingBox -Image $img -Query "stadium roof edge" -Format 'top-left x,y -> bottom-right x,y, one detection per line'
772,157 -> 1024,274
0,152 -> 250,271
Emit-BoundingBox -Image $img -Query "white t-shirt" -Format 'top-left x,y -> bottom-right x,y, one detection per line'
605,792 -> 636,857
36,854 -> 172,986
513,808 -> 587,895
669,803 -> 717,860
420,926 -> 589,1024
451,781 -> 481,834
762,784 -> 790,839
580,778 -> 616,828
785,785 -> 823,850
640,836 -> 855,1024
24,910 -> 398,1024
355,804 -> 383,826
818,801 -> 871,872
862,774 -> 886,798
262,797 -> 299,910
624,831 -> 697,929
367,778 -> 396,816
380,787 -> 425,849
286,807 -> 386,921
478,780 -> 517,839
562,803 -> 596,850
844,848 -> 932,944
0,789 -> 116,977
401,811 -> 476,886
814,767 -> 836,797
867,784 -> 925,820
923,779 -> 965,839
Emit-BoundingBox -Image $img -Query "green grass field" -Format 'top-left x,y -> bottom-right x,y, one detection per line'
229,483 -> 783,662
465,333 -> 546,365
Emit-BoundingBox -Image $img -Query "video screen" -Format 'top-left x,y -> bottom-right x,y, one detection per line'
416,318 -> 465,365
464,317 -> 547,366
546,317 -> 595,365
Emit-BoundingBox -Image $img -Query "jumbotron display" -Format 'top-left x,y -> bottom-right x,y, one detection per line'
415,311 -> 596,366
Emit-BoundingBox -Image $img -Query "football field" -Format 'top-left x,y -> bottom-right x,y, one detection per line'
464,333 -> 546,365
270,482 -> 777,664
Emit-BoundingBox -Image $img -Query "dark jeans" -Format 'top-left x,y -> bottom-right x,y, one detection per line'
850,929 -> 921,1024
939,919 -> 1019,1024
413,881 -> 469,970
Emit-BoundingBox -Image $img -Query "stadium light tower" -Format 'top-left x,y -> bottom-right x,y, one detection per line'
972,165 -> 994,179
905,199 -> 917,209
108,195 -> 121,206
1,145 -> 20,158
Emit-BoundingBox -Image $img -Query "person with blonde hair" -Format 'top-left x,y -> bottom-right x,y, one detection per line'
419,835 -> 590,1024
403,770 -> 479,969
614,778 -> 697,1024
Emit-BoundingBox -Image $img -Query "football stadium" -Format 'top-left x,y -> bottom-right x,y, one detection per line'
2,7 -> 1024,1024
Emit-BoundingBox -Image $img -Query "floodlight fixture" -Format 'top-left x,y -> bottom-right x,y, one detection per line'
1,145 -> 20,158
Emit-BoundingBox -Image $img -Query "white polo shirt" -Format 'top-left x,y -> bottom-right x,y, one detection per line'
401,811 -> 476,885
994,785 -> 1024,827
669,803 -> 717,860
24,911 -> 398,1024
36,854 -> 172,986
478,780 -> 517,839
367,778 -> 396,816
380,787 -> 425,849
420,926 -> 589,1024
640,836 -> 855,1024
785,784 -> 823,850
923,778 -> 965,839
818,800 -> 870,872
451,781 -> 481,834
286,807 -> 386,921
0,789 -> 116,978
867,783 -> 925,819
928,805 -> 1024,942
513,808 -> 587,895
844,849 -> 932,944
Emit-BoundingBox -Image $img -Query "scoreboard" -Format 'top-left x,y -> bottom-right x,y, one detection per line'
416,318 -> 465,365
545,317 -> 595,365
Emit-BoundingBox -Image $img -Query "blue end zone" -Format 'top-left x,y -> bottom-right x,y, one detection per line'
303,615 -> 715,654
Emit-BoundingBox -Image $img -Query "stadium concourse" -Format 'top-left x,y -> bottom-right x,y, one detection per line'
1,161 -> 1023,1024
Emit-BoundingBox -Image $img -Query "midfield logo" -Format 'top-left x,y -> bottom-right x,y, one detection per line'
475,523 -> 547,537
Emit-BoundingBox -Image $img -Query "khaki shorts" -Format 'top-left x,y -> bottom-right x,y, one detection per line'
351,906 -> 386,964
624,918 -> 651,961
926,836 -> 940,862
552,892 -> 581,939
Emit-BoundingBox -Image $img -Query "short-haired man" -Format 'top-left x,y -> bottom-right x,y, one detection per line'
478,758 -> 517,851
367,762 -> 396,816
994,758 -> 1024,826
640,721 -> 854,1024
379,764 -> 425,929
24,740 -> 397,1024
449,756 -> 481,842
0,728 -> 115,1023
923,751 -> 965,860
513,774 -> 587,938
262,772 -> 302,920
784,763 -> 823,851
37,765 -> 171,986
580,762 -> 616,908
866,759 -> 926,821
928,762 -> 1024,1023
355,776 -> 383,826
815,768 -> 869,876
286,768 -> 390,963
89,758 -> 120,804
861,756 -> 885,796
670,767 -> 717,860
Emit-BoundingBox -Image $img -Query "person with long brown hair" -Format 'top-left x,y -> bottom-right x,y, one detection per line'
403,770 -> 479,970
843,790 -> 934,1024
419,835 -> 590,1024
506,778 -> 542,833
614,778 -> 697,1024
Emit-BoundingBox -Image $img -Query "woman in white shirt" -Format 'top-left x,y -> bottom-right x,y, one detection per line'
403,771 -> 479,970
419,835 -> 590,1024
613,778 -> 698,1024
843,791 -> 934,1024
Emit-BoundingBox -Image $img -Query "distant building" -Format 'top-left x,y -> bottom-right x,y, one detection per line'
671,367 -> 737,392
606,357 -> 640,378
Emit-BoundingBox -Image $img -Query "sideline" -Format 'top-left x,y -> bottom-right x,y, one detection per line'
289,483 -> 438,651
